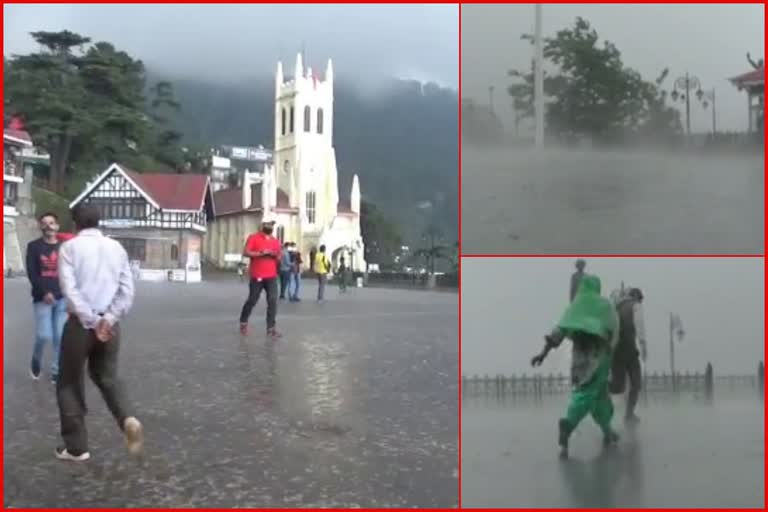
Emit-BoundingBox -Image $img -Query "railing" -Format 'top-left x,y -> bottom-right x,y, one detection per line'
363,271 -> 459,290
462,361 -> 764,399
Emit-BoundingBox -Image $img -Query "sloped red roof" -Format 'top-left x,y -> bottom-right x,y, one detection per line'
213,184 -> 262,216
122,168 -> 209,211
730,68 -> 764,87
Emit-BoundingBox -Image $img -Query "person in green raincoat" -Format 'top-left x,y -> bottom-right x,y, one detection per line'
531,274 -> 620,458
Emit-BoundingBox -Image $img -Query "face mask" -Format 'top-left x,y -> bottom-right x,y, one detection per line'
262,226 -> 274,235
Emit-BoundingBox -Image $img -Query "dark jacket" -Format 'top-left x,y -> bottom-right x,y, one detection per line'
25,238 -> 63,303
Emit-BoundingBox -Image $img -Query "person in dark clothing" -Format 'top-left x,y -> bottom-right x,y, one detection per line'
570,259 -> 587,302
338,256 -> 348,293
288,243 -> 303,302
25,212 -> 67,383
239,216 -> 282,338
278,242 -> 292,300
609,287 -> 647,424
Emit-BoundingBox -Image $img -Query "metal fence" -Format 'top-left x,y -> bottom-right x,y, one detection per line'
462,362 -> 764,399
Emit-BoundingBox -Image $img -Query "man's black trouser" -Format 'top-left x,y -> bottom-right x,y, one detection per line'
56,317 -> 133,455
609,347 -> 642,418
240,277 -> 278,328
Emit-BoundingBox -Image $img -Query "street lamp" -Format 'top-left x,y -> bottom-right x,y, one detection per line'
696,88 -> 717,136
669,73 -> 701,138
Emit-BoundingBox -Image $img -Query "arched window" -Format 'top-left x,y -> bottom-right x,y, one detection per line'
281,108 -> 286,136
289,106 -> 295,133
317,108 -> 324,134
303,106 -> 311,132
276,226 -> 285,243
171,243 -> 179,261
305,191 -> 316,224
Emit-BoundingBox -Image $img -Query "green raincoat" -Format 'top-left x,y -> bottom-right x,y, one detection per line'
551,274 -> 619,434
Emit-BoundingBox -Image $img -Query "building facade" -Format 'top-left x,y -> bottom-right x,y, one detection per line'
204,54 -> 366,272
70,163 -> 214,282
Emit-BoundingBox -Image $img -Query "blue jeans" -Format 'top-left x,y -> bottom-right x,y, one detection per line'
32,298 -> 67,376
289,272 -> 301,299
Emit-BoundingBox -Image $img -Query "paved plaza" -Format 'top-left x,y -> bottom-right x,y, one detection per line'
462,392 -> 764,508
462,148 -> 764,254
3,277 -> 458,508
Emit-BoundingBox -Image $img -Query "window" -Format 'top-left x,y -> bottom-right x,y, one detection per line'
170,243 -> 179,261
305,191 -> 316,224
289,106 -> 295,133
3,181 -> 18,206
115,238 -> 146,262
281,108 -> 286,136
276,226 -> 285,243
317,108 -> 324,134
303,106 -> 311,132
283,160 -> 291,175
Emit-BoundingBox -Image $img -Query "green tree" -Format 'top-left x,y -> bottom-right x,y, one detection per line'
508,17 -> 681,144
360,199 -> 403,267
413,224 -> 451,275
5,30 -> 186,194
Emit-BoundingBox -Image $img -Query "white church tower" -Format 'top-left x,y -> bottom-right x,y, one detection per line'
274,54 -> 339,235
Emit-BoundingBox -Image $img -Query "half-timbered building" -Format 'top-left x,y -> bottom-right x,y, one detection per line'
69,163 -> 214,282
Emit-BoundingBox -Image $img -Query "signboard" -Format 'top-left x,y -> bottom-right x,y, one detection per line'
139,269 -> 166,282
228,146 -> 272,162
224,253 -> 244,263
211,156 -> 231,169
101,219 -> 138,228
230,147 -> 248,159
169,269 -> 186,282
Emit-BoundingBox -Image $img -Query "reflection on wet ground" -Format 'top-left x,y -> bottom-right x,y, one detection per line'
3,279 -> 458,508
462,390 -> 764,508
462,148 -> 764,254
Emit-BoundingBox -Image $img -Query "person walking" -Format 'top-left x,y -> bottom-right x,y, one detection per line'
56,203 -> 143,462
278,242 -> 292,300
609,287 -> 647,424
570,259 -> 587,302
25,212 -> 67,383
288,243 -> 303,302
531,274 -> 620,459
239,216 -> 282,338
314,245 -> 331,302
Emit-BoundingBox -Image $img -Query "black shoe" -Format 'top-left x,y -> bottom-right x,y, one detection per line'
558,418 -> 570,459
603,429 -> 620,445
55,446 -> 90,461
30,361 -> 41,380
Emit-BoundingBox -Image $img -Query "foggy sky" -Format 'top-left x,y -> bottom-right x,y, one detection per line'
462,3 -> 764,133
462,258 -> 764,377
4,4 -> 458,88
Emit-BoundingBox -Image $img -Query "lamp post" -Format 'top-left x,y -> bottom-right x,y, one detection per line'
697,88 -> 717,136
533,3 -> 544,149
669,73 -> 702,139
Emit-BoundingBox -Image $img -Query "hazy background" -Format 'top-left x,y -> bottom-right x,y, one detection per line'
4,3 -> 458,89
462,3 -> 764,134
461,257 -> 764,377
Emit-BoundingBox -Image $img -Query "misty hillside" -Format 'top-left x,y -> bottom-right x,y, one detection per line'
150,72 -> 458,241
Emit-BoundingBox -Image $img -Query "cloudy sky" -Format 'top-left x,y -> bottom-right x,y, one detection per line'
4,3 -> 458,88
462,3 -> 764,133
462,257 -> 764,377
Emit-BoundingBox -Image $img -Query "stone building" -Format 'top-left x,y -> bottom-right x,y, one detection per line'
204,54 -> 365,272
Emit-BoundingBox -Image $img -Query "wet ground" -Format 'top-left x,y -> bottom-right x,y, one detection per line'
3,278 -> 458,508
462,391 -> 764,508
461,148 -> 764,254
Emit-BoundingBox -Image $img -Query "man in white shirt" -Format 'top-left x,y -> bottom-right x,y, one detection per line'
55,203 -> 143,461
609,287 -> 647,424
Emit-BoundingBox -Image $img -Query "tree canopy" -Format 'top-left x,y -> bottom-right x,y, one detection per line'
508,17 -> 682,145
5,30 -> 185,195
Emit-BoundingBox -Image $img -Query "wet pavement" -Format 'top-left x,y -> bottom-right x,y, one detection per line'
3,278 -> 458,508
462,147 -> 764,254
462,391 -> 764,508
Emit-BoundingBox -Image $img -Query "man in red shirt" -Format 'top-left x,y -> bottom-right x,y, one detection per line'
239,216 -> 282,338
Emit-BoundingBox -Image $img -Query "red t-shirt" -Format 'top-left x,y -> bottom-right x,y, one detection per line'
57,233 -> 75,242
245,232 -> 281,280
